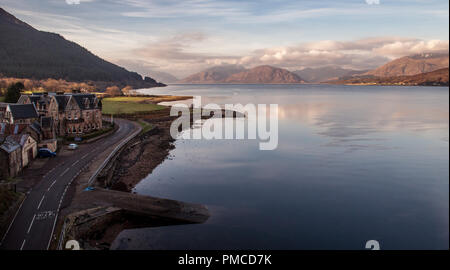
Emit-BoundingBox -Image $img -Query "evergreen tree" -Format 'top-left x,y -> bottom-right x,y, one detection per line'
4,82 -> 24,103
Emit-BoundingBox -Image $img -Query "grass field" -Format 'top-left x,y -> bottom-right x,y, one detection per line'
0,96 -> 5,102
137,120 -> 153,134
102,97 -> 166,115
103,96 -> 154,102
105,95 -> 192,103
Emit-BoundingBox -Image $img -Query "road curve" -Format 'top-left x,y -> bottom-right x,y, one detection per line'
0,118 -> 139,250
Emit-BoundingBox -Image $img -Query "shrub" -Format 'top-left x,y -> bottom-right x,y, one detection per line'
105,86 -> 122,97
4,82 -> 24,103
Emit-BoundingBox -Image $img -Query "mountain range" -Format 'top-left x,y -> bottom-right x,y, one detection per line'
362,53 -> 449,77
293,66 -> 368,83
179,65 -> 247,83
0,7 -> 163,89
180,65 -> 304,84
1,7 -> 448,87
332,68 -> 449,86
179,52 -> 448,84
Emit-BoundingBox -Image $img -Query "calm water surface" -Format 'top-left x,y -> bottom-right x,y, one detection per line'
112,84 -> 449,250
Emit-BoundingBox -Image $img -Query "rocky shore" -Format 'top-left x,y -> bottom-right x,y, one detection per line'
98,107 -> 244,193
56,105 -> 210,250
56,102 -> 244,249
98,108 -> 177,192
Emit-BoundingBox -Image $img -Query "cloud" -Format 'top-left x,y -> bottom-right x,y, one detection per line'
119,0 -> 251,19
65,0 -> 94,5
365,0 -> 380,5
372,39 -> 449,57
134,33 -> 210,61
127,35 -> 448,77
232,37 -> 449,71
66,0 -> 80,4
130,32 -> 242,76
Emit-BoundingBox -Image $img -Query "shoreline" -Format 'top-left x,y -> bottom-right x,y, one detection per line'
56,98 -> 227,249
56,101 -> 245,249
42,93 -> 207,249
98,108 -> 177,192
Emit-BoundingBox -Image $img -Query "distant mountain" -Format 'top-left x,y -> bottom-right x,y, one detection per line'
0,7 -> 164,89
363,53 -> 449,77
332,68 -> 449,86
293,66 -> 367,83
179,65 -> 246,83
113,59 -> 179,84
181,65 -> 304,84
225,65 -> 304,84
147,71 -> 179,84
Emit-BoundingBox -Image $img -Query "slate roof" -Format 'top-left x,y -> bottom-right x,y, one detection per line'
8,104 -> 39,119
29,96 -> 41,104
54,95 -> 70,111
29,121 -> 42,135
8,134 -> 31,146
71,94 -> 98,110
0,137 -> 21,153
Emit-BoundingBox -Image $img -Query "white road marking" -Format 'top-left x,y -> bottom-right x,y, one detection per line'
36,211 -> 55,220
71,160 -> 80,167
37,196 -> 45,210
81,153 -> 89,159
48,180 -> 57,191
0,195 -> 27,246
20,239 -> 26,250
27,214 -> 36,234
60,168 -> 70,177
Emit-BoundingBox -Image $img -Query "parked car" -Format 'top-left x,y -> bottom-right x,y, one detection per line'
68,143 -> 78,150
74,137 -> 83,142
38,148 -> 56,158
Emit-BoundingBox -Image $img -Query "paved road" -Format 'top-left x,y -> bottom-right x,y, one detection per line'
0,118 -> 139,250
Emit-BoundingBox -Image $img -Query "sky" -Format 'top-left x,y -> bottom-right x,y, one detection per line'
1,0 -> 449,78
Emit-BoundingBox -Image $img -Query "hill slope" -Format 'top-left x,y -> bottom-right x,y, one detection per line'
293,66 -> 367,83
363,53 -> 449,77
0,7 -> 163,89
147,70 -> 179,84
332,68 -> 449,86
181,65 -> 304,84
225,65 -> 304,84
179,65 -> 246,83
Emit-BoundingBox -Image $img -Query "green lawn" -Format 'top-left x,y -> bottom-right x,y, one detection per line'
0,96 -> 5,102
137,120 -> 153,134
103,96 -> 155,102
102,98 -> 165,115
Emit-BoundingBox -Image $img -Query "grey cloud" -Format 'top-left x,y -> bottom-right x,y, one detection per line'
129,36 -> 448,77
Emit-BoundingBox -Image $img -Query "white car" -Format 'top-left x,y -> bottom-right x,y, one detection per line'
68,143 -> 78,150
